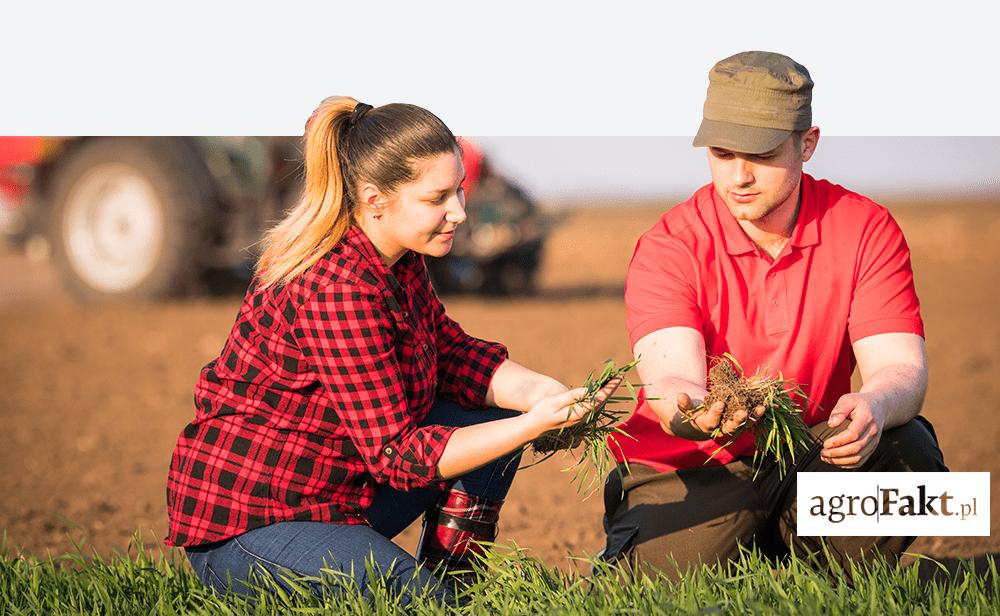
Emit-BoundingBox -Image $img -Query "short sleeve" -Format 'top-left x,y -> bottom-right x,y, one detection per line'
625,223 -> 702,348
847,210 -> 924,343
293,284 -> 456,490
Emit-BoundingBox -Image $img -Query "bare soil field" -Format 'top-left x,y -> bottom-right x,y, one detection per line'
1,199 -> 998,570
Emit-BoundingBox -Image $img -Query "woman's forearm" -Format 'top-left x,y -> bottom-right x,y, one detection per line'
484,359 -> 567,412
436,413 -> 543,479
439,376 -> 622,479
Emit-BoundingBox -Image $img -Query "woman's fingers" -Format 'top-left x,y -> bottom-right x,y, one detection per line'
552,376 -> 627,427
552,387 -> 588,407
593,375 -> 624,403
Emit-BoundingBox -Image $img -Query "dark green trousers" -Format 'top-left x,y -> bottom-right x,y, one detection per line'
602,416 -> 948,578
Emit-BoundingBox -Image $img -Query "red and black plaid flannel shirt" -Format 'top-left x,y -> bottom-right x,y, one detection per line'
165,226 -> 508,547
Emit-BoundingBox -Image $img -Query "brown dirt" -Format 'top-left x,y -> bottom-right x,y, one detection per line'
705,359 -> 762,422
1,198 -> 998,571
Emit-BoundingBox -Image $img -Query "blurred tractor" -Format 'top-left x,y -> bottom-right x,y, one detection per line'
426,138 -> 547,295
0,136 -> 548,299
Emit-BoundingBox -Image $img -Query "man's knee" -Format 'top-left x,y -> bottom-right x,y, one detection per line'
783,528 -> 914,571
777,481 -> 918,572
868,416 -> 948,472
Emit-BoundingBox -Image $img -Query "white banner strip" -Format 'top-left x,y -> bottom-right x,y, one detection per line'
797,472 -> 990,537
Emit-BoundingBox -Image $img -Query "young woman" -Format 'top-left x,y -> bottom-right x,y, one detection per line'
165,97 -> 620,605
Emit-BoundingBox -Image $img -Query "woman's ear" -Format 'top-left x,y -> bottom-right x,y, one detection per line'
358,182 -> 389,219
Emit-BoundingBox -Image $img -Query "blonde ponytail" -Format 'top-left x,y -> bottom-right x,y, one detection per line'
255,96 -> 358,288
256,96 -> 459,289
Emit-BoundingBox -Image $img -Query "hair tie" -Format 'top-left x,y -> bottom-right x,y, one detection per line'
350,103 -> 373,127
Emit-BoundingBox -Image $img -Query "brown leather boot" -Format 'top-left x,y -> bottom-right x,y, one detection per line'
415,488 -> 503,587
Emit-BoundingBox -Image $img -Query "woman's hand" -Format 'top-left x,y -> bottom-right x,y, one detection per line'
485,360 -> 572,412
527,377 -> 571,406
525,376 -> 624,436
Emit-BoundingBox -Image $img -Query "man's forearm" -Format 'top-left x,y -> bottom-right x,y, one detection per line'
858,362 -> 927,429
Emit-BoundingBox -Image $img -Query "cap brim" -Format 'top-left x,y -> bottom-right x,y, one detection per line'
692,119 -> 792,154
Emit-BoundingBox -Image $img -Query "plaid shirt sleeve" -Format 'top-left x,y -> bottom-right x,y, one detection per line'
425,276 -> 509,409
293,283 -> 456,490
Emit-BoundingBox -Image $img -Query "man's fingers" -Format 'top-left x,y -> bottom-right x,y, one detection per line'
676,392 -> 693,413
825,437 -> 877,468
824,418 -> 862,449
695,400 -> 725,432
721,407 -> 748,435
824,423 -> 877,458
822,439 -> 864,459
857,437 -> 878,465
827,399 -> 857,429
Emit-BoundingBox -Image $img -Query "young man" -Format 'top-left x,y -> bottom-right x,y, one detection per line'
603,51 -> 948,576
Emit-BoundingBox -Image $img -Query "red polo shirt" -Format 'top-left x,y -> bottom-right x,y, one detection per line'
616,174 -> 923,472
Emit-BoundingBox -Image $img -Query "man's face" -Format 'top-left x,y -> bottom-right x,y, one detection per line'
707,128 -> 819,224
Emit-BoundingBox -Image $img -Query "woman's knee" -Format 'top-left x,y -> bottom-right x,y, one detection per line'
425,399 -> 520,429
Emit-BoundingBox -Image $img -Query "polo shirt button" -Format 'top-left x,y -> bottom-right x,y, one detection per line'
771,299 -> 779,306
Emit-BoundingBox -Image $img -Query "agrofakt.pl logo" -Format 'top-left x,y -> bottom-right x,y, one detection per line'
797,472 -> 990,536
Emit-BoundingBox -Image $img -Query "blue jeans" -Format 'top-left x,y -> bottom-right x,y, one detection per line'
185,400 -> 520,606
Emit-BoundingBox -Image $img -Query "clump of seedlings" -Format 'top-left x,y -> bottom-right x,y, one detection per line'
526,358 -> 640,497
688,353 -> 816,479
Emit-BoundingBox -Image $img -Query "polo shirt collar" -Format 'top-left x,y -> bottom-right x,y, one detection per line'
711,187 -> 756,256
712,173 -> 820,256
788,173 -> 820,249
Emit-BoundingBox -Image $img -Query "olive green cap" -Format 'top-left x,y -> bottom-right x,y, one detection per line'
693,51 -> 813,154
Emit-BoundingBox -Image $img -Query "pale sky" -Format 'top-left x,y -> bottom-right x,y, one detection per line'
474,137 -> 1000,205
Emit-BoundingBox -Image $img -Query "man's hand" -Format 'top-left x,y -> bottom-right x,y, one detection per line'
821,392 -> 886,468
676,392 -> 765,438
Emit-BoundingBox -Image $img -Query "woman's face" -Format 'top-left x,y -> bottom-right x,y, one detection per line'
369,149 -> 467,263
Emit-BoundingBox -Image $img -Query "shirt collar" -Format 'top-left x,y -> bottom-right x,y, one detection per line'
711,173 -> 820,256
788,173 -> 820,249
343,224 -> 417,291
344,225 -> 391,279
